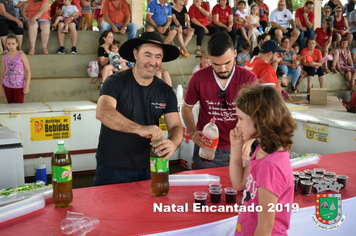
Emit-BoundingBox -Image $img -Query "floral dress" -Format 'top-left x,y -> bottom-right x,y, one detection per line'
337,47 -> 356,74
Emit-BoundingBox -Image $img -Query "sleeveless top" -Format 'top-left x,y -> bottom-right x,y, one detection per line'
3,52 -> 25,89
333,15 -> 346,30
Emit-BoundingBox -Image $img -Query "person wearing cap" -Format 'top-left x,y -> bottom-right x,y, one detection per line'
99,0 -> 138,40
244,40 -> 284,89
146,0 -> 177,45
192,51 -> 210,74
269,0 -> 299,47
182,32 -> 258,169
295,1 -> 315,48
94,32 -> 183,186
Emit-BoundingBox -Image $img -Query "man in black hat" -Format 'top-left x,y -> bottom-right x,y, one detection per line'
244,40 -> 285,89
94,32 -> 183,186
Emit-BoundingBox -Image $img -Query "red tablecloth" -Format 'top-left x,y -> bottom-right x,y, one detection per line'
0,151 -> 355,236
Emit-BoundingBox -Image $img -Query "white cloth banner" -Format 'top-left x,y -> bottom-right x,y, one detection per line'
146,197 -> 355,236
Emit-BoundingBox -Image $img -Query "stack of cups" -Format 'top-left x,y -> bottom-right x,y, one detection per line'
61,211 -> 100,236
209,184 -> 222,204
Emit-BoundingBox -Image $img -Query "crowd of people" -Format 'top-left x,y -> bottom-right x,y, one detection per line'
1,0 -> 356,107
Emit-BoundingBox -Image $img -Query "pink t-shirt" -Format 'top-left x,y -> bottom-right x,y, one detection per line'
184,65 -> 257,149
235,145 -> 294,236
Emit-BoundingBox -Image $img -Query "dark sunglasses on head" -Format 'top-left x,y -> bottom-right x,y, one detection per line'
218,90 -> 228,109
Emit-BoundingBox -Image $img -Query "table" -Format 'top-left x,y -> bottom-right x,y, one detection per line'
0,151 -> 355,236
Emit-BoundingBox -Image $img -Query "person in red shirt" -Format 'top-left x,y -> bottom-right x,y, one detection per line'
295,1 -> 315,48
256,0 -> 269,32
300,38 -> 324,92
314,18 -> 339,73
210,0 -> 236,45
244,40 -> 284,89
189,0 -> 219,55
100,0 -> 137,40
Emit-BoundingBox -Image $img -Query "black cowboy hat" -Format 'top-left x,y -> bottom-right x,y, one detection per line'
119,32 -> 180,62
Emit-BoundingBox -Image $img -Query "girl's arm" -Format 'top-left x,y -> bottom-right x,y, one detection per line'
0,57 -> 5,98
236,14 -> 245,25
229,127 -> 250,190
21,52 -> 31,95
254,187 -> 278,236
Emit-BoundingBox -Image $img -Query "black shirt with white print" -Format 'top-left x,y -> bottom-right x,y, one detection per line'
96,68 -> 178,170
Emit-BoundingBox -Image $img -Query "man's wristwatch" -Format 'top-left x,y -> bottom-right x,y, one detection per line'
198,6 -> 202,10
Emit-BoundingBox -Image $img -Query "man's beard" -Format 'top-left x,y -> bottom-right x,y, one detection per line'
213,67 -> 233,80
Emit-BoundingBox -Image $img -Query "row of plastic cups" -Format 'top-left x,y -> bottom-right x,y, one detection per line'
194,185 -> 238,205
61,211 -> 99,236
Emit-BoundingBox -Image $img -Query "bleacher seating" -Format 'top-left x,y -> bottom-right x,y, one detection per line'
0,30 -> 351,104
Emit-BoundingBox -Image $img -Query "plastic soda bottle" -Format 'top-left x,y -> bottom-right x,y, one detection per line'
52,140 -> 73,207
150,139 -> 169,196
199,118 -> 219,161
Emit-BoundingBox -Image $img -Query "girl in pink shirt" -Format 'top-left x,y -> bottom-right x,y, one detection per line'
230,85 -> 296,236
0,35 -> 31,103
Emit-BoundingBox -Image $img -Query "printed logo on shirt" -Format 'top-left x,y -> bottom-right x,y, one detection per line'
241,173 -> 257,204
151,102 -> 167,109
284,14 -> 288,18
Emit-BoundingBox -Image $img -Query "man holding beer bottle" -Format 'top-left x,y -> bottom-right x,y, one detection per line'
94,32 -> 183,186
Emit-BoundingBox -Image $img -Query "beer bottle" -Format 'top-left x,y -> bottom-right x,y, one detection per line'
52,140 -> 73,207
150,139 -> 169,196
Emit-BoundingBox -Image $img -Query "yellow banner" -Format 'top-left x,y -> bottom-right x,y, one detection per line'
30,116 -> 71,141
306,123 -> 329,143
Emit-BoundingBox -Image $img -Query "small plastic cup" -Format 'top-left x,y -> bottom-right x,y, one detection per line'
324,172 -> 336,178
294,177 -> 299,192
194,191 -> 208,206
61,218 -> 87,235
311,173 -> 324,181
209,184 -> 222,190
303,169 -> 314,176
66,211 -> 85,220
298,175 -> 311,185
224,187 -> 237,204
314,168 -> 325,175
336,175 -> 349,189
210,189 -> 222,204
293,171 -> 304,177
61,217 -> 99,236
324,176 -> 335,183
300,180 -> 313,195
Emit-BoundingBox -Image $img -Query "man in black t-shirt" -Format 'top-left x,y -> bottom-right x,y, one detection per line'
94,32 -> 182,186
